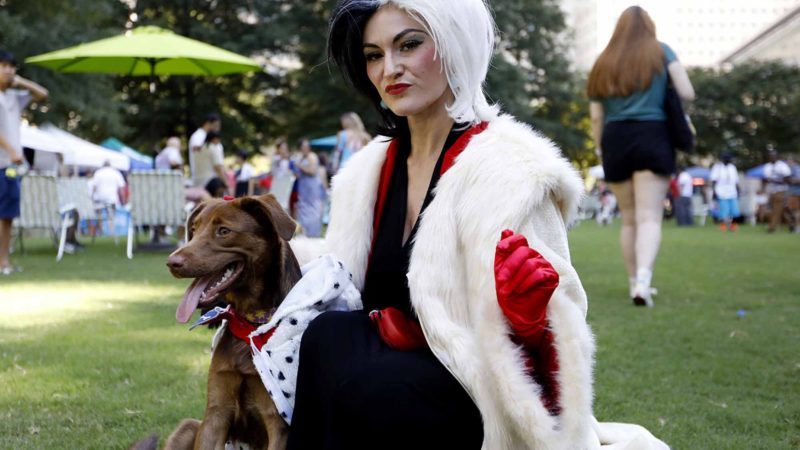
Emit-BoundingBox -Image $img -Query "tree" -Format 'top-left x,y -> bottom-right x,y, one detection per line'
488,0 -> 592,163
1,0 -> 591,162
0,0 -> 131,141
688,61 -> 800,168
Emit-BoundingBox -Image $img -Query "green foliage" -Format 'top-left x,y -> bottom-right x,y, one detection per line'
0,0 -> 131,141
688,61 -> 800,168
1,0 -> 591,159
488,0 -> 592,162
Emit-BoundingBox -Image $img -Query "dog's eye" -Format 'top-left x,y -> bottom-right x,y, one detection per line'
216,227 -> 231,237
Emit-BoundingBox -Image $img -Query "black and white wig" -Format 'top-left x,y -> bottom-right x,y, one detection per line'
328,0 -> 498,137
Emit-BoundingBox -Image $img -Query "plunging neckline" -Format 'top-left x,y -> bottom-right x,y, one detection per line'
360,125 -> 466,313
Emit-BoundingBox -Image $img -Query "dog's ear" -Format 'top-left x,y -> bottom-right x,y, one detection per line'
240,194 -> 297,241
185,201 -> 209,241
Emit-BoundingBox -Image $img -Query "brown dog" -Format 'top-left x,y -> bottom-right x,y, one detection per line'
160,194 -> 301,450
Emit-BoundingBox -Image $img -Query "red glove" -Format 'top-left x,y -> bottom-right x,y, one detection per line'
495,229 -> 561,413
369,307 -> 427,351
494,230 -> 559,348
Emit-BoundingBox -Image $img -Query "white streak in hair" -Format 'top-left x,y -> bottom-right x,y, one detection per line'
379,0 -> 499,124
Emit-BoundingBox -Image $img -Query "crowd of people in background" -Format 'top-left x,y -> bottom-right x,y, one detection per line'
148,110 -> 372,238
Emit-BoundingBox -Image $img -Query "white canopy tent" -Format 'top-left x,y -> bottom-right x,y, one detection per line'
20,123 -> 130,172
21,122 -> 70,155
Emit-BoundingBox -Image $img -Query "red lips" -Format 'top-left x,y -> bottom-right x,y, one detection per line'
385,83 -> 411,95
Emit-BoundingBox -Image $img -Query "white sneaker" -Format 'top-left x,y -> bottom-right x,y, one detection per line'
632,283 -> 657,307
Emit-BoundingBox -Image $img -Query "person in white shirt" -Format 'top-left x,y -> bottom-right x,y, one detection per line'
188,113 -> 221,184
0,50 -> 48,274
192,131 -> 229,196
89,161 -> 127,238
710,152 -> 739,231
675,166 -> 694,226
155,136 -> 183,170
763,149 -> 794,232
234,148 -> 255,197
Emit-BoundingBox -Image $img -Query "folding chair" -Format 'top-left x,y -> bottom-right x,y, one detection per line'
56,177 -> 110,244
269,172 -> 296,213
14,174 -> 75,261
126,170 -> 185,259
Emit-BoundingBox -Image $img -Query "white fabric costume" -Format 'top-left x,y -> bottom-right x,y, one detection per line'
291,114 -> 670,449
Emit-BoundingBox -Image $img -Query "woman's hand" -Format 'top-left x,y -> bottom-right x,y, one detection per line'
494,230 -> 559,347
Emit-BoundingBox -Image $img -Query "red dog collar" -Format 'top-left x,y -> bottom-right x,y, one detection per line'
190,305 -> 276,352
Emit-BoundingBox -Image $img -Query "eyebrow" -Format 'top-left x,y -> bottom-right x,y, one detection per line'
363,28 -> 428,49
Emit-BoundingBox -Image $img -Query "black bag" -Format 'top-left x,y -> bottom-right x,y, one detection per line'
664,71 -> 695,152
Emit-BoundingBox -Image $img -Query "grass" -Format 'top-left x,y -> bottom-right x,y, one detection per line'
0,224 -> 798,449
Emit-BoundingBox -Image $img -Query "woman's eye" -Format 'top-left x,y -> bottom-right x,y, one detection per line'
400,39 -> 422,52
217,227 -> 231,237
364,52 -> 382,62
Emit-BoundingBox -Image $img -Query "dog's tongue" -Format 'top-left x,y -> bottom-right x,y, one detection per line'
176,276 -> 214,323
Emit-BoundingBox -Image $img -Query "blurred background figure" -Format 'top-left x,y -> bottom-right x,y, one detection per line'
710,152 -> 740,232
271,139 -> 293,179
332,111 -> 370,174
89,160 -> 126,239
192,131 -> 229,198
188,112 -> 221,182
587,6 -> 695,307
763,149 -> 794,233
155,136 -> 183,170
234,148 -> 255,197
675,165 -> 694,226
293,138 -> 323,237
0,49 -> 48,275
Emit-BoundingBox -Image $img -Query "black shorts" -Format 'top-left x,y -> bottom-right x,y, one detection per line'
601,120 -> 675,182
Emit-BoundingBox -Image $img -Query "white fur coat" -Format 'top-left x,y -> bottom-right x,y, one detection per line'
292,114 -> 668,450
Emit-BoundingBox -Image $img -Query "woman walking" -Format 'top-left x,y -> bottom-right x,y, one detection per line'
588,6 -> 695,307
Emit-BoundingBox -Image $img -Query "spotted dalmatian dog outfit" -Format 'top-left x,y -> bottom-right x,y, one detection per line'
245,254 -> 362,424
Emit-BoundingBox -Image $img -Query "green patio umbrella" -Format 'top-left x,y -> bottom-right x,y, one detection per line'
25,25 -> 262,79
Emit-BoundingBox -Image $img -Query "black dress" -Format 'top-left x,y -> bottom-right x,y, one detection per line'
286,129 -> 483,450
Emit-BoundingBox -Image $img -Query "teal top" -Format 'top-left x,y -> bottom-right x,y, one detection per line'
599,43 -> 678,123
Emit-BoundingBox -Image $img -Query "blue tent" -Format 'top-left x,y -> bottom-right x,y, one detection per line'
745,164 -> 765,178
310,135 -> 337,150
101,137 -> 153,170
686,166 -> 710,180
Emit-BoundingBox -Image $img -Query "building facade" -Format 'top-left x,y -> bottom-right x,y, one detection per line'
562,0 -> 800,70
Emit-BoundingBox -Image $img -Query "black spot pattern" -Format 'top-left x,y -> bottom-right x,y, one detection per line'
334,282 -> 340,289
285,356 -> 294,363
281,412 -> 287,418
290,318 -> 298,325
282,391 -> 291,398
278,371 -> 285,381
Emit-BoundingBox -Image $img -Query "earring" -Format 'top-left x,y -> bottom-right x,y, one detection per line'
380,100 -> 388,110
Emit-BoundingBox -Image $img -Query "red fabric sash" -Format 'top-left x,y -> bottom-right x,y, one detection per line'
371,122 -> 489,250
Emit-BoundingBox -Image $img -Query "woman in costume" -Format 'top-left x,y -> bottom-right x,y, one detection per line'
587,6 -> 695,307
288,1 -> 668,448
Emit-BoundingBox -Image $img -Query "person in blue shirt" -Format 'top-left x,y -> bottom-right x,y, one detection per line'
587,6 -> 695,307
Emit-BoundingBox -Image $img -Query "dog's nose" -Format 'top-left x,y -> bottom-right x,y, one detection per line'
167,254 -> 186,271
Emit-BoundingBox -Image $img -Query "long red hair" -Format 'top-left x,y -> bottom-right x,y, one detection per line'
587,6 -> 664,98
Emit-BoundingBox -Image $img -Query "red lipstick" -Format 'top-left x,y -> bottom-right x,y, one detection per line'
385,83 -> 411,95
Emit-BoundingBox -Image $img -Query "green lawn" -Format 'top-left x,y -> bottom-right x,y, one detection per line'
0,224 -> 798,449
